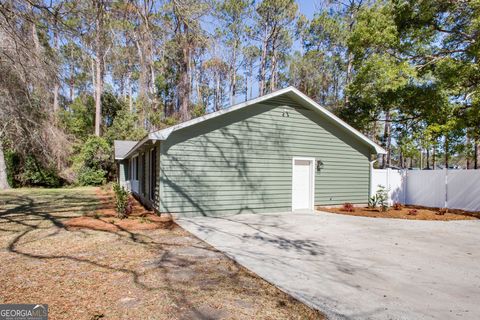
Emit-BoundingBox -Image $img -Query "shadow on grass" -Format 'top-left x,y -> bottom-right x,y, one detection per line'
0,188 -> 286,319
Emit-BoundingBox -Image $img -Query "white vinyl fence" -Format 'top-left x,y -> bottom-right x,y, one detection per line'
371,168 -> 480,212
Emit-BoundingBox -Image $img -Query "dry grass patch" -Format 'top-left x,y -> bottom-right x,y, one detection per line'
0,187 -> 324,320
318,205 -> 479,221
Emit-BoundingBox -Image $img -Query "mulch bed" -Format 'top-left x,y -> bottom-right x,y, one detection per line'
317,205 -> 480,221
64,188 -> 173,231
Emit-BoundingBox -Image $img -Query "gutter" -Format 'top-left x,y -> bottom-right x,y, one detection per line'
121,134 -> 153,160
369,158 -> 378,198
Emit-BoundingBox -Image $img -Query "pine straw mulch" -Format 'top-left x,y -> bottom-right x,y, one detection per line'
63,188 -> 173,232
317,205 -> 480,221
0,187 -> 324,320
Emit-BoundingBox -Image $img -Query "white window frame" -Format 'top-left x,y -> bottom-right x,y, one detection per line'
291,157 -> 316,211
149,148 -> 155,201
131,155 -> 138,181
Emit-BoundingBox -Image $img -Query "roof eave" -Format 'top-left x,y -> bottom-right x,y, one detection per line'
121,134 -> 157,159
122,86 -> 386,157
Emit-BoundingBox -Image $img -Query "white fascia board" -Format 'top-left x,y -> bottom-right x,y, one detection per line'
121,135 -> 151,160
149,87 -> 295,141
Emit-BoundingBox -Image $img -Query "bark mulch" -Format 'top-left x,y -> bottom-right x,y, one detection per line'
0,187 -> 324,320
318,205 -> 479,221
63,188 -> 173,232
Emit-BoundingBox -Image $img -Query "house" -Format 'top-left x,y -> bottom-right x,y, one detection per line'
114,87 -> 385,217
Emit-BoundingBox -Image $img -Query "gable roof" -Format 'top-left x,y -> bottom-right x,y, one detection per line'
119,87 -> 386,159
114,140 -> 138,160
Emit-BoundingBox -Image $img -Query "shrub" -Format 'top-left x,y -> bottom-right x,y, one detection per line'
341,202 -> 355,212
393,202 -> 402,210
375,185 -> 390,212
15,155 -> 62,188
73,135 -> 113,185
113,183 -> 132,219
8,153 -> 62,187
407,209 -> 418,216
437,208 -> 448,215
76,167 -> 107,186
368,195 -> 378,208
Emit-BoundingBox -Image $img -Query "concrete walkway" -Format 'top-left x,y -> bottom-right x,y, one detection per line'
177,211 -> 480,320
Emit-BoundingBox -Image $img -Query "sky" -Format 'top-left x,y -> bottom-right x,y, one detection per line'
297,0 -> 320,20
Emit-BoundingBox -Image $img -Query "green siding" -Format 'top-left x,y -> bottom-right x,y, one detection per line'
118,160 -> 128,185
158,102 -> 372,217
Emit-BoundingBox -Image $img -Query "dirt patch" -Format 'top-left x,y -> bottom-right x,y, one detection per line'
0,187 -> 324,319
63,188 -> 173,231
318,205 -> 479,221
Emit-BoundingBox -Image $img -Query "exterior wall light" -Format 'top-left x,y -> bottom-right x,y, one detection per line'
316,160 -> 324,171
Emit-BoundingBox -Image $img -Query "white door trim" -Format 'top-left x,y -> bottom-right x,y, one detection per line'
291,157 -> 315,211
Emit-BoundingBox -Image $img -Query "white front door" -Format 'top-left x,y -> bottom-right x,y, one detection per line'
292,158 -> 315,211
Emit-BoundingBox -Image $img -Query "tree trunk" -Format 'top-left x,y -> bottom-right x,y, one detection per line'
432,145 -> 436,169
52,29 -> 60,114
466,133 -> 471,169
91,57 -> 96,97
126,70 -> 132,112
215,70 -> 220,111
270,49 -> 277,92
94,55 -> 103,136
179,40 -> 191,121
249,61 -> 253,99
230,43 -> 237,106
426,148 -> 430,169
69,59 -> 75,101
0,141 -> 10,190
94,0 -> 105,137
382,110 -> 391,168
345,50 -> 353,107
259,24 -> 268,96
474,140 -> 479,169
244,67 -> 248,102
444,136 -> 449,169
135,40 -> 148,126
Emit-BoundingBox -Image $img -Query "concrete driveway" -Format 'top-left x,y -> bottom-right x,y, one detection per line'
177,211 -> 480,320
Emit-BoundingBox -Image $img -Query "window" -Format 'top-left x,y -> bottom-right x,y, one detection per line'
131,156 -> 138,180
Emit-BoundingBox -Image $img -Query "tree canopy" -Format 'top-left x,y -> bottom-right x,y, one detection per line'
0,0 -> 479,188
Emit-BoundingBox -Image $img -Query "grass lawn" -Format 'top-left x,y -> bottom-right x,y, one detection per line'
0,187 -> 323,320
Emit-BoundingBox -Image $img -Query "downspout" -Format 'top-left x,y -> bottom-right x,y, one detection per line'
369,158 -> 378,199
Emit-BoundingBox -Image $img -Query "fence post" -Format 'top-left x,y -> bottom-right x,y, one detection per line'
386,168 -> 390,205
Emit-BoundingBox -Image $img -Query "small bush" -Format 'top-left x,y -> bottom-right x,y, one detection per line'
113,183 -> 132,219
342,202 -> 355,212
437,208 -> 448,215
393,202 -> 402,210
368,195 -> 378,208
76,167 -> 107,186
407,209 -> 418,215
376,185 -> 390,212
